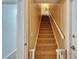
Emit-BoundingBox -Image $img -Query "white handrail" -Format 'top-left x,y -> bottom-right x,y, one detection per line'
49,12 -> 65,40
56,49 -> 65,59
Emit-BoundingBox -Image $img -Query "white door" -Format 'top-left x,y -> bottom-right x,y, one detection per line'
17,0 -> 28,59
70,0 -> 77,59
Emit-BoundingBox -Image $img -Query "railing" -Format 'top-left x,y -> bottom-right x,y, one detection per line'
29,49 -> 35,59
56,49 -> 66,59
49,12 -> 65,48
49,12 -> 66,59
49,13 -> 65,40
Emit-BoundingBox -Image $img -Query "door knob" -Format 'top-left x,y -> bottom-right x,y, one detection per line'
70,45 -> 75,50
72,34 -> 75,38
24,43 -> 27,46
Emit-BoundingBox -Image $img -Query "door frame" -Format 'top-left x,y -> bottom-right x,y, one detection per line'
66,0 -> 71,59
69,0 -> 77,59
17,0 -> 28,59
67,0 -> 77,59
17,0 -> 77,59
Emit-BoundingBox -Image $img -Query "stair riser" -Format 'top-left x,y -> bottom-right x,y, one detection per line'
40,29 -> 52,31
40,27 -> 51,29
38,34 -> 54,38
38,38 -> 55,41
37,40 -> 56,44
35,55 -> 56,59
39,31 -> 53,34
35,51 -> 56,55
40,26 -> 51,27
36,47 -> 57,50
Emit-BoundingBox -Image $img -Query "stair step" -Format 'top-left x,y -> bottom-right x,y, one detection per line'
38,38 -> 55,40
40,27 -> 51,29
38,34 -> 54,38
39,31 -> 53,34
40,23 -> 50,24
40,29 -> 53,34
40,26 -> 51,28
41,22 -> 50,24
35,55 -> 56,59
40,24 -> 50,25
40,28 -> 52,30
40,29 -> 52,31
41,20 -> 50,22
37,39 -> 56,44
35,50 -> 56,55
36,45 -> 57,50
37,43 -> 57,46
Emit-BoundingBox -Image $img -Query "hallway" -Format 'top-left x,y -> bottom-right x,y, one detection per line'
35,15 -> 57,59
28,0 -> 69,59
2,0 -> 77,59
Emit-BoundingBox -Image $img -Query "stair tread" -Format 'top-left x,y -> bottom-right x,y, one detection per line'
40,28 -> 52,31
37,43 -> 57,46
35,55 -> 56,59
37,40 -> 56,44
40,28 -> 51,29
40,30 -> 52,32
37,39 -> 55,41
36,46 -> 57,50
39,31 -> 53,34
38,38 -> 55,39
39,33 -> 54,35
36,50 -> 56,55
40,29 -> 52,31
38,34 -> 54,38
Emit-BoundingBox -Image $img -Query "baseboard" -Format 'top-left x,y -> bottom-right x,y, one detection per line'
3,49 -> 16,59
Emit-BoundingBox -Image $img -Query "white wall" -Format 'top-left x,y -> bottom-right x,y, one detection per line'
41,9 -> 49,15
2,4 -> 17,59
41,7 -> 49,15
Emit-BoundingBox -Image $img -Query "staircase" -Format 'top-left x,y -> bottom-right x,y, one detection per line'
35,15 -> 57,59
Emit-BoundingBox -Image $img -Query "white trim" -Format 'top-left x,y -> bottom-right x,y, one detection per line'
17,0 -> 25,59
66,0 -> 70,59
49,13 -> 65,40
29,49 -> 35,52
56,49 -> 65,59
24,0 -> 28,59
29,49 -> 35,59
3,49 -> 16,59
